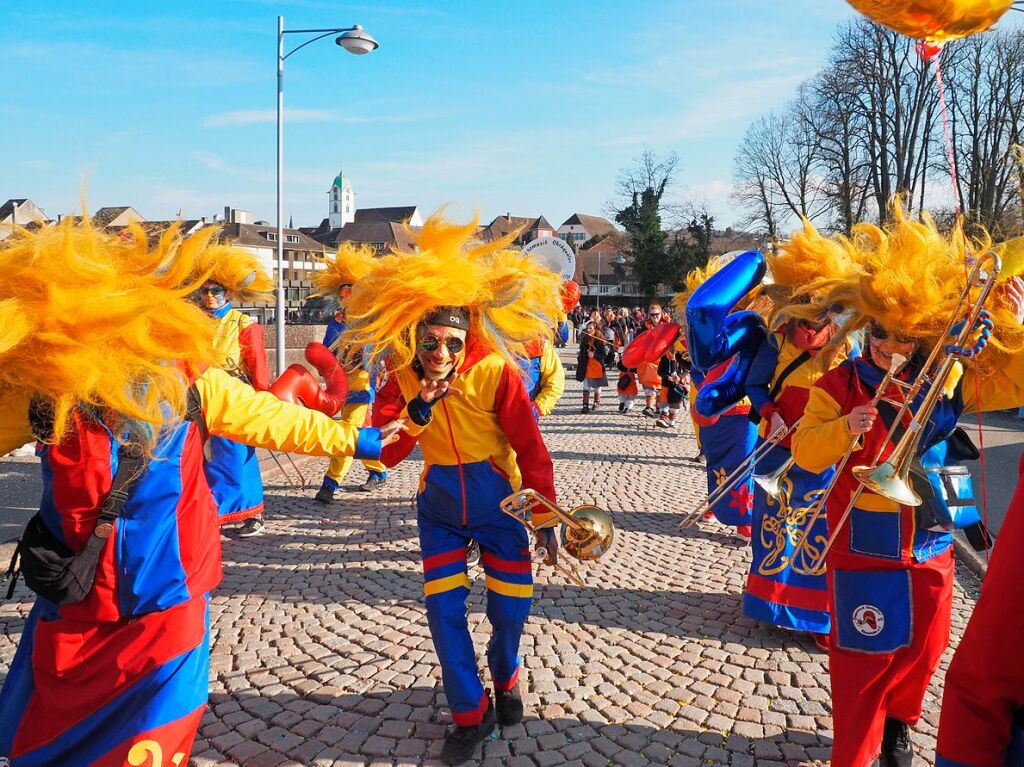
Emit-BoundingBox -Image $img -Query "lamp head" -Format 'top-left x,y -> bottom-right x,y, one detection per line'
336,25 -> 379,55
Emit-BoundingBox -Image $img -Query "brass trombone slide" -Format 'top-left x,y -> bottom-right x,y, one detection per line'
788,353 -> 907,576
678,418 -> 801,531
500,489 -> 615,587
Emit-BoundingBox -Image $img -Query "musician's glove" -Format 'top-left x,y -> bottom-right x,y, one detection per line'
406,394 -> 435,427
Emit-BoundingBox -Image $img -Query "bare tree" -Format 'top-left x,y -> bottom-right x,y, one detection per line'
944,30 -> 1024,236
731,115 -> 786,238
608,148 -> 685,226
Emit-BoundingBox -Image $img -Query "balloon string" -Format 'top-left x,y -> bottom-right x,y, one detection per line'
934,57 -> 962,217
932,51 -> 990,564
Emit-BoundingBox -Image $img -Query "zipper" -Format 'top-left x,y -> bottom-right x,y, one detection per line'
440,399 -> 469,526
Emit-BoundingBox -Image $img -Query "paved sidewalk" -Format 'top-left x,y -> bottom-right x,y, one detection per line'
0,355 -> 984,766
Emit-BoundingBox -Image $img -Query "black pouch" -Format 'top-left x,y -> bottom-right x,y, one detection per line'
5,443 -> 145,604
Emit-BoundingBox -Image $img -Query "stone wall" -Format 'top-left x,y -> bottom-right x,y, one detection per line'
263,324 -> 327,379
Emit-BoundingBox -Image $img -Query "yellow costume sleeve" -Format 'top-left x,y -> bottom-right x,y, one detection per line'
962,349 -> 1024,413
0,391 -> 34,456
194,367 -> 380,459
533,344 -> 565,417
791,386 -> 857,474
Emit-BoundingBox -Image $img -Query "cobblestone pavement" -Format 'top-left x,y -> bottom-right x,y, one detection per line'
0,350 -> 983,766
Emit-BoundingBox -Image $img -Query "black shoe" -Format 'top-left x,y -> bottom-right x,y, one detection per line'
880,718 -> 914,767
580,405 -> 590,414
358,474 -> 387,492
592,400 -> 600,409
314,484 -> 336,504
642,406 -> 657,418
237,517 -> 265,537
440,700 -> 496,765
618,402 -> 626,412
466,540 -> 481,569
495,683 -> 523,726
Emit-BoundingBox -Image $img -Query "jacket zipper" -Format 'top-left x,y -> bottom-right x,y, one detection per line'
440,399 -> 469,526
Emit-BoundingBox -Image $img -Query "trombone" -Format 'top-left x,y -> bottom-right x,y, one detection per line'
754,455 -> 796,502
788,353 -> 907,576
678,418 -> 801,530
792,248 -> 1001,575
500,489 -> 615,587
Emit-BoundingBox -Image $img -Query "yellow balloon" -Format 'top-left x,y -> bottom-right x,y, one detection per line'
846,0 -> 1014,43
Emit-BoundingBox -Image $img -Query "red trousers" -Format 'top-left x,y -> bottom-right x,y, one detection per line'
936,454 -> 1024,767
828,551 -> 954,767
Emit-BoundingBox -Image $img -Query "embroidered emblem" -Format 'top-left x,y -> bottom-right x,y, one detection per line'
852,604 -> 885,636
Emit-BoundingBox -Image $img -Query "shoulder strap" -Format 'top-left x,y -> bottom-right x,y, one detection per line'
90,442 -> 147,540
768,348 -> 812,400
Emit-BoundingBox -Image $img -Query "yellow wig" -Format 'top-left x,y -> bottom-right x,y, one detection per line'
341,212 -> 562,371
311,242 -> 376,303
793,204 -> 1024,360
766,219 -> 860,328
196,233 -> 274,302
0,218 -> 223,448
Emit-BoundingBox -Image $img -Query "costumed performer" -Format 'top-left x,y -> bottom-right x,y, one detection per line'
791,206 -> 1024,767
576,320 -> 608,413
312,243 -> 391,502
636,304 -> 667,418
741,223 -> 858,643
195,246 -> 273,537
341,213 -> 562,766
674,258 -> 758,540
0,218 -> 400,767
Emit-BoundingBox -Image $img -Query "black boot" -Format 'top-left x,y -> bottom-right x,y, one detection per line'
495,681 -> 523,726
314,483 -> 337,504
880,717 -> 914,767
440,699 -> 496,765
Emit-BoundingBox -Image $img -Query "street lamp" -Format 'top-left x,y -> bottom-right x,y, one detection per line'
275,17 -> 378,374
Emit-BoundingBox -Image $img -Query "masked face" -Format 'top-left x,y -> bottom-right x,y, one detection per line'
790,317 -> 833,351
415,324 -> 467,381
199,281 -> 227,311
867,322 -> 918,371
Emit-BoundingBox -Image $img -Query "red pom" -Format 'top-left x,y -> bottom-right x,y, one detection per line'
561,280 -> 581,312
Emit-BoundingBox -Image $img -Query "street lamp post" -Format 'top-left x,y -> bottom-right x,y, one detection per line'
275,17 -> 378,375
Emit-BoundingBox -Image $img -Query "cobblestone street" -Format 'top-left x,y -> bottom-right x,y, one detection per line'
0,351 -> 983,766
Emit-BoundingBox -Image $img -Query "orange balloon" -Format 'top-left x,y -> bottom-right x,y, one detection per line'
846,0 -> 1014,43
561,280 -> 581,312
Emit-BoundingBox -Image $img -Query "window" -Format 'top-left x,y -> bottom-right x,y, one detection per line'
574,232 -> 585,241
285,234 -> 299,244
264,232 -> 277,242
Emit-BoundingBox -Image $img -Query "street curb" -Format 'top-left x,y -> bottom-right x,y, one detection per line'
953,531 -> 988,579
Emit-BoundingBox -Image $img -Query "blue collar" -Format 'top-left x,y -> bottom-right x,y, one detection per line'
210,301 -> 233,319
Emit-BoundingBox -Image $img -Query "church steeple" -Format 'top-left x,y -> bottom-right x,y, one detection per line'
328,166 -> 355,229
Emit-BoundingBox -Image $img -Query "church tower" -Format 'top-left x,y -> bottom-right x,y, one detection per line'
328,166 -> 355,229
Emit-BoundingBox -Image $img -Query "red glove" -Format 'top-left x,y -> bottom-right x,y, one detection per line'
304,342 -> 348,414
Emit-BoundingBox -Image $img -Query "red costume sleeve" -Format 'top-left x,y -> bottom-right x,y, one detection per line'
371,372 -> 420,467
936,453 -> 1024,766
495,363 -> 557,503
239,322 -> 270,391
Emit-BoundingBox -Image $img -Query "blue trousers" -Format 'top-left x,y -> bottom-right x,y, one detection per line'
417,462 -> 532,726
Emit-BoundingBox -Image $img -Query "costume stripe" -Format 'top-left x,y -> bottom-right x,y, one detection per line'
746,573 -> 828,612
481,551 -> 532,574
491,663 -> 520,692
423,573 -> 471,597
119,424 -> 191,615
934,758 -> 977,767
12,620 -> 209,766
450,692 -> 490,726
485,575 -> 534,599
423,548 -> 466,573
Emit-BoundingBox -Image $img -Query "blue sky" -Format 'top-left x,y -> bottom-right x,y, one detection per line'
2,1 -> 859,230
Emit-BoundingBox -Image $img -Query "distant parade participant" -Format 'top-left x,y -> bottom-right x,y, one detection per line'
637,304 -> 666,417
312,243 -> 391,502
675,259 -> 756,540
741,223 -> 858,644
340,215 -> 562,765
616,357 -> 638,413
195,251 -> 274,537
577,320 -> 608,413
0,219 -> 400,767
791,207 -> 1024,767
654,345 -> 689,429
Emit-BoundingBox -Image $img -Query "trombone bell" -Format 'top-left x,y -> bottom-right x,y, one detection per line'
852,462 -> 922,507
753,456 -> 795,501
561,505 -> 615,560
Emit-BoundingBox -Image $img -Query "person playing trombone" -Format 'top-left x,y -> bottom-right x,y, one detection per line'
741,222 -> 859,647
790,206 -> 1024,767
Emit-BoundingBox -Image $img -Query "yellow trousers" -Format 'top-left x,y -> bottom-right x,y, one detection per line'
324,401 -> 386,483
